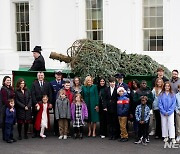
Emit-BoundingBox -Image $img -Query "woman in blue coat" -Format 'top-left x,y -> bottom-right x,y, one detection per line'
158,81 -> 176,143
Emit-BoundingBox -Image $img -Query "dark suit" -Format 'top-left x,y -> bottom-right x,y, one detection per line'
29,55 -> 46,71
31,80 -> 52,136
105,86 -> 119,139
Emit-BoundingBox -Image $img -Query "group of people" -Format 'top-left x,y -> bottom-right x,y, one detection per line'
0,67 -> 180,147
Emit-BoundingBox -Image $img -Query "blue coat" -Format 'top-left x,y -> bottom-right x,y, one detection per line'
158,93 -> 176,116
117,95 -> 129,116
152,88 -> 161,110
5,108 -> 16,124
50,80 -> 65,105
135,104 -> 150,123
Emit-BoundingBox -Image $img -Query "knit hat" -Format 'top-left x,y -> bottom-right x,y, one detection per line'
117,87 -> 126,93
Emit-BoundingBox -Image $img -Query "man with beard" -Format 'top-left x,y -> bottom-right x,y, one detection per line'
170,70 -> 180,94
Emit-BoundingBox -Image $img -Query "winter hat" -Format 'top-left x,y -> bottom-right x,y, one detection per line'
117,87 -> 126,93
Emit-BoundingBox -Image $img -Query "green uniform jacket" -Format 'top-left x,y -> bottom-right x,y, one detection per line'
81,84 -> 99,122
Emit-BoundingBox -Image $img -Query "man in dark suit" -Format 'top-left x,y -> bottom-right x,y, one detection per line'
105,77 -> 119,140
29,46 -> 46,71
50,70 -> 65,136
31,72 -> 52,137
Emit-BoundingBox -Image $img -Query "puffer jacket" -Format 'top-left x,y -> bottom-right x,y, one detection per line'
135,104 -> 150,123
117,94 -> 129,116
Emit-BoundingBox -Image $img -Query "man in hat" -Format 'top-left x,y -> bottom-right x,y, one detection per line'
50,70 -> 65,136
115,73 -> 130,94
29,46 -> 46,71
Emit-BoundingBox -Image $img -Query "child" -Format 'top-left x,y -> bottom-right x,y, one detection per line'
71,93 -> 88,139
55,89 -> 71,139
176,84 -> 180,142
117,87 -> 129,142
158,81 -> 176,144
5,98 -> 16,143
34,95 -> 52,138
135,96 -> 150,146
105,77 -> 118,140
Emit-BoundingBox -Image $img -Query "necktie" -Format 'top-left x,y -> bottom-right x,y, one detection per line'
40,81 -> 43,87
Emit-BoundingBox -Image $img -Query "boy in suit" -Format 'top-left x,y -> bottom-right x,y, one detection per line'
105,77 -> 118,140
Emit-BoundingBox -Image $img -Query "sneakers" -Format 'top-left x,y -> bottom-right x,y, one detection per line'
100,135 -> 105,139
142,138 -> 147,146
6,140 -> 13,143
73,133 -> 77,139
149,131 -> 155,136
120,138 -> 128,142
63,135 -> 67,140
58,135 -> 63,139
146,136 -> 150,143
134,138 -> 141,144
163,137 -> 169,142
40,134 -> 46,138
79,133 -> 83,139
171,138 -> 176,144
176,136 -> 180,142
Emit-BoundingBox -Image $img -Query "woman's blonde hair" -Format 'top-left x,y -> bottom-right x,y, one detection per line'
84,76 -> 93,86
154,78 -> 164,96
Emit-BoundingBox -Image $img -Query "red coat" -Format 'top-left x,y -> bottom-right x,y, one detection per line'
34,103 -> 51,131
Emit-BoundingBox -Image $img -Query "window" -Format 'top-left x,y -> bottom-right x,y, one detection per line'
16,3 -> 30,51
86,0 -> 103,41
143,0 -> 163,51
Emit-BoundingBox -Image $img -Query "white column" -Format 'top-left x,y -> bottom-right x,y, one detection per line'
39,0 -> 65,69
0,0 -> 19,71
103,0 -> 110,44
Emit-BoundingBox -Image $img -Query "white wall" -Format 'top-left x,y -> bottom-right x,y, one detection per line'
1,0 -> 180,84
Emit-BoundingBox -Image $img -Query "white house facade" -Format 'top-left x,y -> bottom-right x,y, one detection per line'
0,0 -> 180,82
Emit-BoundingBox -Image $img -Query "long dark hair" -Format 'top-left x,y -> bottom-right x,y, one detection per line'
16,78 -> 27,91
161,81 -> 173,94
97,77 -> 107,92
2,76 -> 11,86
129,79 -> 140,90
73,77 -> 81,87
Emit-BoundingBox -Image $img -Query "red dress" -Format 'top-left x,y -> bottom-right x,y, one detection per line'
34,103 -> 51,131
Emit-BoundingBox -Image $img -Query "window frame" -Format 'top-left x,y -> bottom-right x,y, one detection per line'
85,0 -> 103,42
15,2 -> 30,52
142,0 -> 163,51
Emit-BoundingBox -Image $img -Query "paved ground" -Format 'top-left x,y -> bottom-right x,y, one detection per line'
0,114 -> 179,154
0,125 -> 179,154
